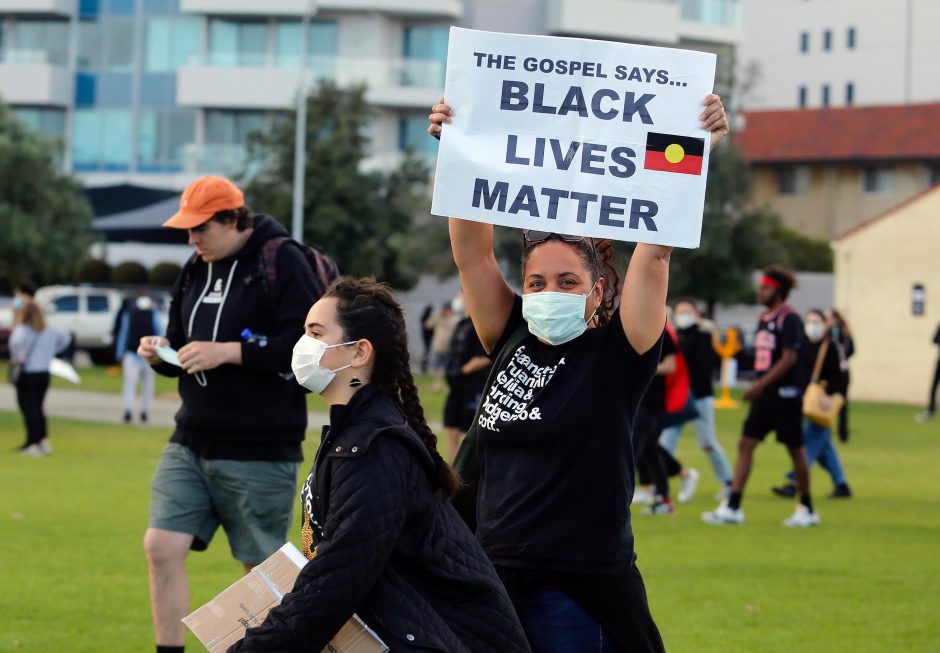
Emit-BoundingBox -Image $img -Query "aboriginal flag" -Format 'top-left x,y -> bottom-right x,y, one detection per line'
644,132 -> 705,175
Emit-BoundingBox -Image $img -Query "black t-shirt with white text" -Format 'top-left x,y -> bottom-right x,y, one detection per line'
475,297 -> 661,574
753,304 -> 804,403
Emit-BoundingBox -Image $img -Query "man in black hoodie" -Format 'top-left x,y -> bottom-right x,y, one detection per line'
137,176 -> 323,653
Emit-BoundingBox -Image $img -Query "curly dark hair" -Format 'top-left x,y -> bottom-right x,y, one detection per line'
521,236 -> 621,326
211,205 -> 253,231
325,276 -> 461,497
762,264 -> 797,300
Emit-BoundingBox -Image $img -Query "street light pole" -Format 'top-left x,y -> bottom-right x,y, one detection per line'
291,0 -> 318,242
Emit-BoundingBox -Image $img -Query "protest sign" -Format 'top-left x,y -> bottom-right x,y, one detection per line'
431,28 -> 717,248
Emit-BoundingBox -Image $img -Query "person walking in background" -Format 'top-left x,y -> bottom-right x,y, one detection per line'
443,311 -> 490,460
826,309 -> 854,441
419,303 -> 435,374
772,309 -> 852,500
136,176 -> 328,653
229,277 -> 529,653
915,323 -> 940,422
661,299 -> 733,498
702,265 -> 820,528
10,301 -> 71,456
115,294 -> 163,423
11,280 -> 36,313
425,299 -> 461,392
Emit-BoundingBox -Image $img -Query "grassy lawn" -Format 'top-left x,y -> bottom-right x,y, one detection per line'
1,397 -> 938,652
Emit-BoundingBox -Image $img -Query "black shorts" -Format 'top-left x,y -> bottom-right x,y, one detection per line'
443,389 -> 480,431
742,400 -> 804,449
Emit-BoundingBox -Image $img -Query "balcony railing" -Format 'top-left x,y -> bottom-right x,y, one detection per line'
0,48 -> 68,66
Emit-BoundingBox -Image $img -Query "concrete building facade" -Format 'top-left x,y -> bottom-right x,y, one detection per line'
833,186 -> 940,405
738,0 -> 940,111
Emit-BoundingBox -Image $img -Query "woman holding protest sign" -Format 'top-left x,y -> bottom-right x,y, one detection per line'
428,94 -> 728,652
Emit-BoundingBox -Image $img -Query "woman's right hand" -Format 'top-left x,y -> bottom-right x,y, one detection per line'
428,98 -> 453,140
138,336 -> 168,364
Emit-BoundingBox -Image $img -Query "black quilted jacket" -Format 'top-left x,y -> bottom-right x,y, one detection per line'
229,384 -> 530,653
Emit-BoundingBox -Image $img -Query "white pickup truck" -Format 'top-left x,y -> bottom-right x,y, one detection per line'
36,286 -> 126,364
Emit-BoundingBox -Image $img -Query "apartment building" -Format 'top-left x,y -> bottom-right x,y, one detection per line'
739,0 -> 940,110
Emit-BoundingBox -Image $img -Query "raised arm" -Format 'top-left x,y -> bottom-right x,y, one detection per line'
430,98 -> 514,352
620,94 -> 728,354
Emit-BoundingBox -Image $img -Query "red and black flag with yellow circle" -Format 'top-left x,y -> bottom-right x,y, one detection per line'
643,132 -> 705,175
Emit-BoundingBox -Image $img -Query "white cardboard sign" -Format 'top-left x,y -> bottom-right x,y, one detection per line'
431,28 -> 717,248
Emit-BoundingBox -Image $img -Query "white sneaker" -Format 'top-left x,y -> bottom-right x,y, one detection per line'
20,444 -> 44,457
701,500 -> 744,525
783,505 -> 821,527
38,439 -> 53,455
915,411 -> 934,423
678,468 -> 700,503
631,488 -> 655,506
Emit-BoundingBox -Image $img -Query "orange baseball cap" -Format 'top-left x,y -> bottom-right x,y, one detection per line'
163,176 -> 245,229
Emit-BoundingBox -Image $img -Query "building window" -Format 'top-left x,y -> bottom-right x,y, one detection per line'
14,107 -> 66,139
928,165 -> 940,187
145,17 -> 200,71
847,27 -> 856,49
137,108 -> 196,172
77,17 -> 135,71
821,84 -> 830,107
208,19 -> 267,67
72,108 -> 133,171
862,167 -> 894,194
778,165 -> 809,196
8,19 -> 69,65
403,26 -> 449,87
275,20 -> 337,80
845,82 -> 854,105
823,29 -> 832,51
206,110 -> 266,145
399,116 -> 439,158
799,31 -> 809,53
798,86 -> 807,108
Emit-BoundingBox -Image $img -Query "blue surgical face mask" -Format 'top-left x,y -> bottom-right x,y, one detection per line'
12,297 -> 23,310
522,282 -> 598,346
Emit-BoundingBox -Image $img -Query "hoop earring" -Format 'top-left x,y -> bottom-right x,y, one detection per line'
349,376 -> 362,388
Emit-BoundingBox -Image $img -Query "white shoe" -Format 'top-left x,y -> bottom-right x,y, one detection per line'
714,485 -> 731,501
38,439 -> 53,455
783,504 -> 821,527
915,411 -> 934,423
20,444 -> 44,457
701,500 -> 744,525
678,468 -> 700,503
631,488 -> 655,506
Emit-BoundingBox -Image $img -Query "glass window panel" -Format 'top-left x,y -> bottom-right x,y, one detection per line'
402,26 -> 448,87
87,296 -> 110,313
209,19 -> 237,66
12,20 -> 69,65
101,110 -> 132,170
239,21 -> 267,66
105,18 -> 134,70
276,21 -> 336,78
847,27 -> 856,49
53,296 -> 79,312
107,0 -> 135,14
399,116 -> 438,157
206,110 -> 265,144
146,17 -> 199,71
79,0 -> 99,17
97,72 -> 133,106
72,109 -> 102,169
140,72 -> 176,106
143,0 -> 177,14
14,107 -> 65,138
276,21 -> 300,68
138,108 -> 195,171
77,20 -> 100,70
209,19 -> 268,67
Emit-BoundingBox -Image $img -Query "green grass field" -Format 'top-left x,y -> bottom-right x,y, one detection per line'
1,395 -> 938,652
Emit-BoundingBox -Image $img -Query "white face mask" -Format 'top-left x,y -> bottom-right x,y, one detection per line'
522,282 -> 598,346
805,322 -> 826,343
674,312 -> 697,330
291,335 -> 356,394
451,297 -> 466,313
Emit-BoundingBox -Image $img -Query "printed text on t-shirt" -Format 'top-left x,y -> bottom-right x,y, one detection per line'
478,345 -> 564,432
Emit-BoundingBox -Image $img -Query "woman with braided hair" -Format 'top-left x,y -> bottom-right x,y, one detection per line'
229,277 -> 530,653
428,94 -> 729,653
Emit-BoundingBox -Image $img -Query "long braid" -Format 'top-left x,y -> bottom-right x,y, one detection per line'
327,277 -> 461,497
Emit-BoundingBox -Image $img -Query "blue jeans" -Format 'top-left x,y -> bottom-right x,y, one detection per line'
519,588 -> 620,653
786,420 -> 847,486
660,396 -> 733,484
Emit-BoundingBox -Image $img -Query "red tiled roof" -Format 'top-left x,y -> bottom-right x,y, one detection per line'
735,103 -> 940,163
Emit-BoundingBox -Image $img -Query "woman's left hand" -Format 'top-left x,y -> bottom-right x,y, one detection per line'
701,94 -> 729,151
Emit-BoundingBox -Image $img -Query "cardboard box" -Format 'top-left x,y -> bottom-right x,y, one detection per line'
183,543 -> 388,653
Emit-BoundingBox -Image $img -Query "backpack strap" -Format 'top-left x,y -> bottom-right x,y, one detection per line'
259,237 -> 339,302
450,322 -> 531,532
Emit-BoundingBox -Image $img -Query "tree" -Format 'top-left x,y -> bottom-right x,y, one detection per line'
0,99 -> 93,286
111,261 -> 149,286
75,258 -> 111,284
244,83 -> 432,290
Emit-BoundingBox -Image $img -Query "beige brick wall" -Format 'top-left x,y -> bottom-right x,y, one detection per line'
833,188 -> 940,404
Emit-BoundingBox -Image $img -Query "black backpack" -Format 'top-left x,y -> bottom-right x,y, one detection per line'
181,237 -> 339,303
